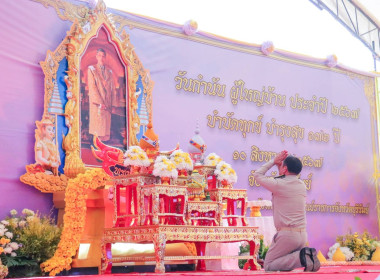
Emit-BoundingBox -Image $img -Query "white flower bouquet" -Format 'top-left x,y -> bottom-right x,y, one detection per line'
214,161 -> 238,185
153,156 -> 178,182
327,243 -> 354,261
0,220 -> 19,258
124,146 -> 151,167
170,149 -> 193,175
204,153 -> 223,166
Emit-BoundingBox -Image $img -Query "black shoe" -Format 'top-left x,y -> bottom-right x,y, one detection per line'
300,247 -> 320,272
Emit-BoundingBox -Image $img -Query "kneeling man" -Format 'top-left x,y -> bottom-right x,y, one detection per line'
253,150 -> 320,272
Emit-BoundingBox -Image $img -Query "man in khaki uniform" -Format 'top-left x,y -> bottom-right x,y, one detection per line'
88,48 -> 116,141
253,150 -> 320,272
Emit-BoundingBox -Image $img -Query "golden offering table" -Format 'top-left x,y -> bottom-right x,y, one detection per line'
187,201 -> 219,226
113,174 -> 156,227
209,189 -> 248,226
140,184 -> 188,225
100,225 -> 261,274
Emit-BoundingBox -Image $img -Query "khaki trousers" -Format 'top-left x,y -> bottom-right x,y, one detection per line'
264,230 -> 307,271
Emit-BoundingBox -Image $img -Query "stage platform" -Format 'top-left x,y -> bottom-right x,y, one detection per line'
12,266 -> 380,280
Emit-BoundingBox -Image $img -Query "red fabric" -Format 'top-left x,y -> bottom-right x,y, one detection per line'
12,266 -> 380,280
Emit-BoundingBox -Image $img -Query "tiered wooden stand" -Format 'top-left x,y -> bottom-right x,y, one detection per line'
100,167 -> 261,274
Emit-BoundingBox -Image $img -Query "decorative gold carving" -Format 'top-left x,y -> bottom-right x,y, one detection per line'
33,0 -> 154,177
63,22 -> 85,178
141,184 -> 188,197
31,0 -> 92,24
113,174 -> 156,185
344,72 -> 377,119
140,185 -> 188,225
40,43 -> 68,115
209,189 -> 247,201
194,165 -> 216,176
187,201 -> 219,213
187,201 -> 219,225
363,77 -> 376,119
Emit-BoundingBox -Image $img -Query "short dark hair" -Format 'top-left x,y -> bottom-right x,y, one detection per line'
283,155 -> 302,175
97,48 -> 106,56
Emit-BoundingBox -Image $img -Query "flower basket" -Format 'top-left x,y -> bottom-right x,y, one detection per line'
204,153 -> 222,166
214,161 -> 237,187
170,150 -> 193,176
153,156 -> 178,184
124,146 -> 151,173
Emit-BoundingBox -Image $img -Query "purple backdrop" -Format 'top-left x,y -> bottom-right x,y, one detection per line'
0,0 -> 378,255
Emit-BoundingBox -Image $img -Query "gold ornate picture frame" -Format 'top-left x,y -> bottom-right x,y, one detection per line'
37,1 -> 154,178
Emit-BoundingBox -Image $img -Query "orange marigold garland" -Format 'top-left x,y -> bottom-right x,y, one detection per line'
20,167 -> 68,193
40,168 -> 110,276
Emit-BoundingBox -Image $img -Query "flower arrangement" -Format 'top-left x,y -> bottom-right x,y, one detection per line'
1,209 -> 62,278
214,161 -> 238,185
170,149 -> 193,175
41,168 -> 110,276
123,146 -> 151,168
0,221 -> 11,279
183,20 -> 198,36
152,156 -> 178,183
334,230 -> 380,261
327,243 -> 354,261
204,153 -> 222,166
261,41 -> 275,55
0,225 -> 14,257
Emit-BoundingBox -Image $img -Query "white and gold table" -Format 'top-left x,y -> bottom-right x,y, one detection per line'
100,225 -> 261,274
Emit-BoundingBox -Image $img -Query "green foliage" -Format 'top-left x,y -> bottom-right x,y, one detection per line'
1,254 -> 39,278
1,254 -> 36,267
238,238 -> 269,269
16,215 -> 62,263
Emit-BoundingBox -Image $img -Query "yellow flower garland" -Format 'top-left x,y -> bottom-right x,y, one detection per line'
40,168 -> 110,276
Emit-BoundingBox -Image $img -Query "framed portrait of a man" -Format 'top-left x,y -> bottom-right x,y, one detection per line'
80,27 -> 128,166
37,6 -> 154,176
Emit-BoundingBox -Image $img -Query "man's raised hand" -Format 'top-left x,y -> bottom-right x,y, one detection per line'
274,150 -> 288,166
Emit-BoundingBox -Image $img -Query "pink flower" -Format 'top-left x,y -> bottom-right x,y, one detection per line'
3,247 -> 12,254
